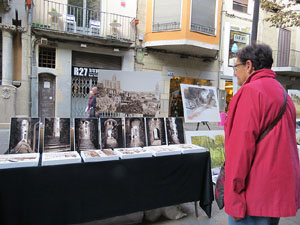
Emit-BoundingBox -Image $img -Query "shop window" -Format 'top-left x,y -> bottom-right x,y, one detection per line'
191,0 -> 217,36
169,76 -> 212,117
38,46 -> 56,69
228,30 -> 250,67
225,81 -> 233,112
0,31 -> 2,84
152,0 -> 181,32
233,0 -> 248,13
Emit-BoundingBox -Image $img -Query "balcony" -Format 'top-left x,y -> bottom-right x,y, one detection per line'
272,49 -> 300,77
32,0 -> 136,46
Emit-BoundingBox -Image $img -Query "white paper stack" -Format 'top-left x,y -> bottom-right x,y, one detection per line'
42,151 -> 81,166
81,149 -> 119,162
0,153 -> 40,169
143,145 -> 182,157
114,147 -> 152,159
169,144 -> 206,154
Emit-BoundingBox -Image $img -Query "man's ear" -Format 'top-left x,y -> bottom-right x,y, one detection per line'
246,60 -> 254,74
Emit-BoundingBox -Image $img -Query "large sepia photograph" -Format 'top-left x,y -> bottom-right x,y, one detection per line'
288,89 -> 300,119
9,118 -> 40,154
100,118 -> 124,149
96,70 -> 161,116
185,130 -> 225,168
44,118 -> 71,152
180,84 -> 221,123
165,117 -> 185,145
145,117 -> 166,146
125,117 -> 146,148
74,118 -> 99,151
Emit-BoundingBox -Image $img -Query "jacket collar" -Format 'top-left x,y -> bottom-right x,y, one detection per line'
243,69 -> 276,85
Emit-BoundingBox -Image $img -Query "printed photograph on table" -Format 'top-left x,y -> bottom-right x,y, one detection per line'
44,118 -> 71,152
180,84 -> 221,123
74,118 -> 99,151
145,117 -> 166,146
96,70 -> 161,116
165,117 -> 185,145
100,118 -> 124,149
9,118 -> 40,154
288,89 -> 300,119
185,130 -> 225,169
125,117 -> 146,148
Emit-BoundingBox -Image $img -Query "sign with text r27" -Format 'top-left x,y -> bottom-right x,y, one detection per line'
72,66 -> 100,77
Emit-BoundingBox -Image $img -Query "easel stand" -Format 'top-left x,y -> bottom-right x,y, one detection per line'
194,121 -> 210,217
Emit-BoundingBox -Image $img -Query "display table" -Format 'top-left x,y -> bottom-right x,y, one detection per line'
0,152 -> 213,225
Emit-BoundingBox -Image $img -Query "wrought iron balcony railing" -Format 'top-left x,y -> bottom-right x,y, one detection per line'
190,23 -> 215,36
272,49 -> 300,68
32,0 -> 136,42
152,22 -> 181,32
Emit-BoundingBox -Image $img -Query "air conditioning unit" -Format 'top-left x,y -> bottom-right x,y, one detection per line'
41,38 -> 48,45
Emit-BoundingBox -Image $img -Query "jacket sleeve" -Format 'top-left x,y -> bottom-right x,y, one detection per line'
224,87 -> 262,218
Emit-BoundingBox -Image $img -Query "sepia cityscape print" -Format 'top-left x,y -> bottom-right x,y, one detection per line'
125,117 -> 146,148
288,90 -> 300,119
165,117 -> 185,145
74,118 -> 99,151
146,117 -> 166,146
44,118 -> 71,152
9,118 -> 40,154
100,118 -> 124,149
96,71 -> 161,116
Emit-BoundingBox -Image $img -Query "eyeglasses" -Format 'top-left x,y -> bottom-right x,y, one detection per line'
233,63 -> 244,72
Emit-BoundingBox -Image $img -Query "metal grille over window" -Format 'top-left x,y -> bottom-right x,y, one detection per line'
233,0 -> 248,13
71,76 -> 97,118
152,0 -> 181,32
190,0 -> 217,36
39,46 -> 56,68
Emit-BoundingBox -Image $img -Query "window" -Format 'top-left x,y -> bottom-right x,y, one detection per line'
191,0 -> 217,36
152,0 -> 181,32
68,0 -> 101,28
39,47 -> 56,68
0,31 -> 2,84
233,0 -> 248,13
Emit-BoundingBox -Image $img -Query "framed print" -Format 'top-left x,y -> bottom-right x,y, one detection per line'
180,84 -> 221,123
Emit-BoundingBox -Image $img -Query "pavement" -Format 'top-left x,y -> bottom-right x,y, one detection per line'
0,129 -> 299,225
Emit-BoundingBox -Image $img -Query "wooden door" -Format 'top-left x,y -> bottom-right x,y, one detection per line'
38,74 -> 56,121
277,28 -> 291,67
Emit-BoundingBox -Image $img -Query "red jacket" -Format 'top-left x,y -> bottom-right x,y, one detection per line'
224,69 -> 300,218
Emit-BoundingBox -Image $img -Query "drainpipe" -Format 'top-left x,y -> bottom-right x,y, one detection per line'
251,0 -> 260,43
28,4 -> 33,117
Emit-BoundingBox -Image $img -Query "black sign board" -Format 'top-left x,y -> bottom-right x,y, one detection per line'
72,66 -> 100,77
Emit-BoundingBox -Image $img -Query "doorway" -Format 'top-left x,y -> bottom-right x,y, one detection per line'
38,74 -> 56,121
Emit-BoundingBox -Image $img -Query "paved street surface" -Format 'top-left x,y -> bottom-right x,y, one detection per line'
0,129 -> 299,225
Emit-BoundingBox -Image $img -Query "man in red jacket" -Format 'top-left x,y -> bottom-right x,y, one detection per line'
224,44 -> 300,224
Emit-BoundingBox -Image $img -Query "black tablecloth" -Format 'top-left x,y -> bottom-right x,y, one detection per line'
0,152 -> 213,225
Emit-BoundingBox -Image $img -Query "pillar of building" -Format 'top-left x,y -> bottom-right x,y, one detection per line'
2,30 -> 14,85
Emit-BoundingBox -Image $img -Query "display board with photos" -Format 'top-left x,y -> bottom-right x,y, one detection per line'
74,118 -> 99,151
100,118 -> 124,149
2,117 -> 41,169
165,117 -> 185,145
288,90 -> 300,119
44,118 -> 71,152
9,117 -> 40,154
145,117 -> 166,146
185,130 -> 225,169
125,117 -> 146,148
180,84 -> 221,123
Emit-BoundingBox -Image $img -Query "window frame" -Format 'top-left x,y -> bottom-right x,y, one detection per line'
233,0 -> 248,13
189,0 -> 219,36
38,46 -> 56,69
152,0 -> 183,32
